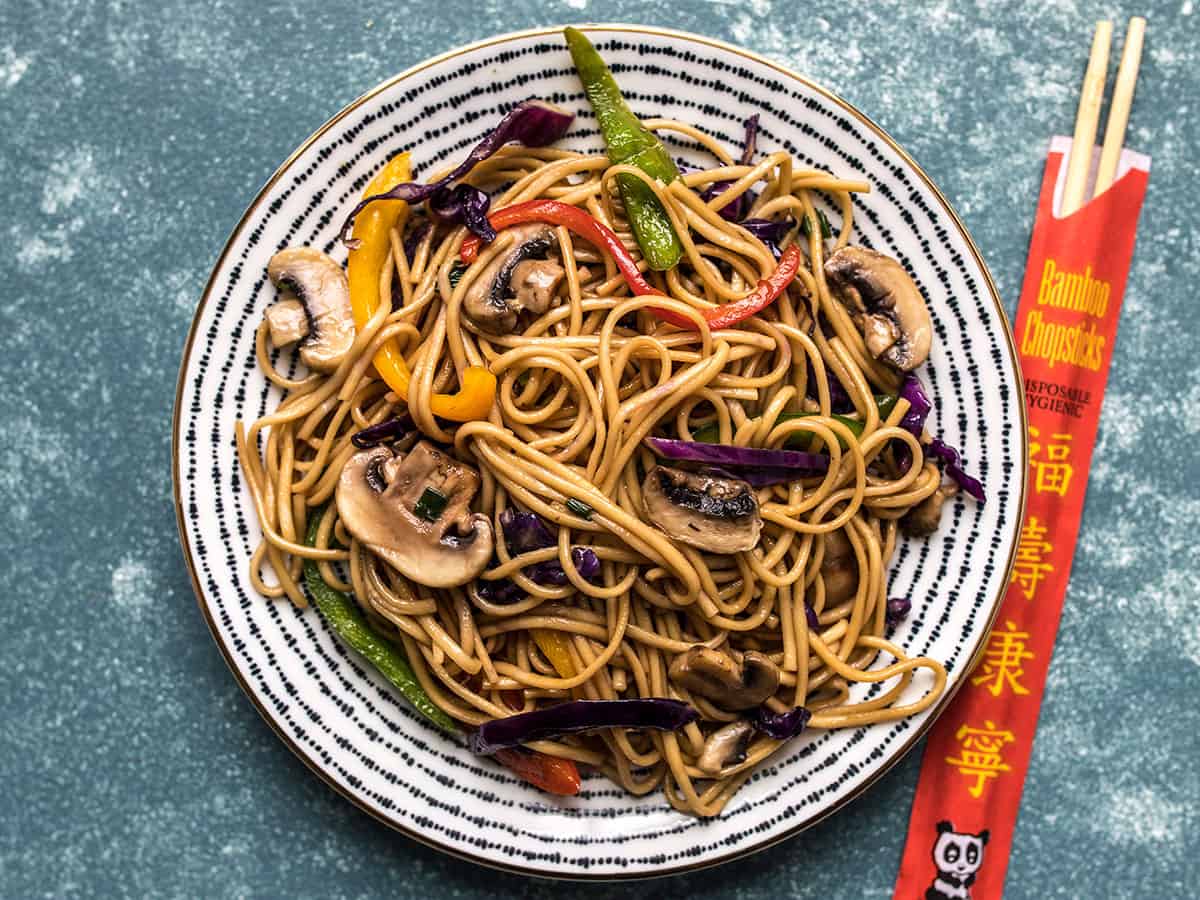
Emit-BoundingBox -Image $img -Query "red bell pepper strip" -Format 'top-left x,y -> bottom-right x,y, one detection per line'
459,199 -> 800,330
493,748 -> 582,795
461,199 -> 656,292
657,243 -> 801,330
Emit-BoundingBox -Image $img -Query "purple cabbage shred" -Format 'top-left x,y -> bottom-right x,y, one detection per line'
427,183 -> 495,242
699,114 -> 760,221
644,436 -> 829,475
497,508 -> 601,586
350,415 -> 413,449
890,376 -> 985,504
469,699 -> 698,755
738,217 -> 791,259
805,357 -> 855,414
474,578 -> 524,605
752,705 -> 811,741
897,374 -> 932,437
928,438 -> 987,505
339,99 -> 574,245
402,220 -> 431,264
885,596 -> 912,627
499,509 -> 556,554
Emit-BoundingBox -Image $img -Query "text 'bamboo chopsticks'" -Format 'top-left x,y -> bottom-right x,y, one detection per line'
1061,17 -> 1147,214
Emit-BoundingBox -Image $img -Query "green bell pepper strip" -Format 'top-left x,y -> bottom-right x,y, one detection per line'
777,412 -> 864,450
778,396 -> 900,448
303,509 -> 458,733
564,27 -> 683,271
691,413 -> 861,451
692,393 -> 896,448
875,392 -> 899,420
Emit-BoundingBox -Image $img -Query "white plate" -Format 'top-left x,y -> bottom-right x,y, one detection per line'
174,24 -> 1027,879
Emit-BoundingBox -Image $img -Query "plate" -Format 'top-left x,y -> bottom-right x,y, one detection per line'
173,24 -> 1027,879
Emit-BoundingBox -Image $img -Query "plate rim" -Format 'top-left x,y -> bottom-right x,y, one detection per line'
172,22 -> 1029,881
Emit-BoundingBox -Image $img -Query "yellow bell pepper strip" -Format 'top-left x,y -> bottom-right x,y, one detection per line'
347,153 -> 496,422
533,630 -> 577,679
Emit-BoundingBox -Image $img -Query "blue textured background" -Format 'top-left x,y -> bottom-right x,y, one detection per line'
2,2 -> 1197,897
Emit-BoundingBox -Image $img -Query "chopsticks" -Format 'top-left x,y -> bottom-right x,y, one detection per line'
1094,17 -> 1147,197
1061,20 -> 1112,215
1060,17 -> 1147,214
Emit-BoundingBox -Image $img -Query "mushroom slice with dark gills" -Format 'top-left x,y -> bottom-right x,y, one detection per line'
641,466 -> 762,554
669,647 -> 780,711
462,224 -> 566,334
823,246 -> 932,371
266,247 -> 356,372
336,440 -> 494,589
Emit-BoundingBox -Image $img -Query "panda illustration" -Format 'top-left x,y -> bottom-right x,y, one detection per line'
925,820 -> 989,900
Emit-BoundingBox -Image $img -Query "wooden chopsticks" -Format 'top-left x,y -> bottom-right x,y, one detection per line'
1094,17 -> 1147,197
1060,17 -> 1147,215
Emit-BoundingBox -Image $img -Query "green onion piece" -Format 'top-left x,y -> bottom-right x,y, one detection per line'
448,261 -> 467,288
565,498 -> 594,520
413,486 -> 449,522
800,209 -> 833,239
690,422 -> 721,443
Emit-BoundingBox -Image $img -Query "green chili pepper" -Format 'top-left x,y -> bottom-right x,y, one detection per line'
564,27 -> 683,271
303,508 -> 457,733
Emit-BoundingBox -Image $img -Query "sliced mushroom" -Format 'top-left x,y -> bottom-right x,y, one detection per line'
819,529 -> 858,607
264,296 -> 309,347
511,258 -> 565,311
462,224 -> 564,334
697,720 -> 755,774
335,440 -> 493,588
266,247 -> 355,372
641,466 -> 762,554
900,484 -> 958,537
669,647 -> 780,711
824,246 -> 932,371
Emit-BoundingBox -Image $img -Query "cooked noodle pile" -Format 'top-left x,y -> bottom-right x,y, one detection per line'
237,121 -> 949,816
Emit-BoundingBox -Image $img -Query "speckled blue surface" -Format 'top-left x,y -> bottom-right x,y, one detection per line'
2,2 -> 1197,897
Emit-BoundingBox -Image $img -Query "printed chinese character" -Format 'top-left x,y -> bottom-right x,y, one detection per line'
945,720 -> 1015,799
971,620 -> 1034,697
1029,426 -> 1074,496
1011,515 -> 1054,600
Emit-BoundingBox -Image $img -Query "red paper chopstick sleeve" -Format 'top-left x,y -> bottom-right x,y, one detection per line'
892,136 -> 1150,900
